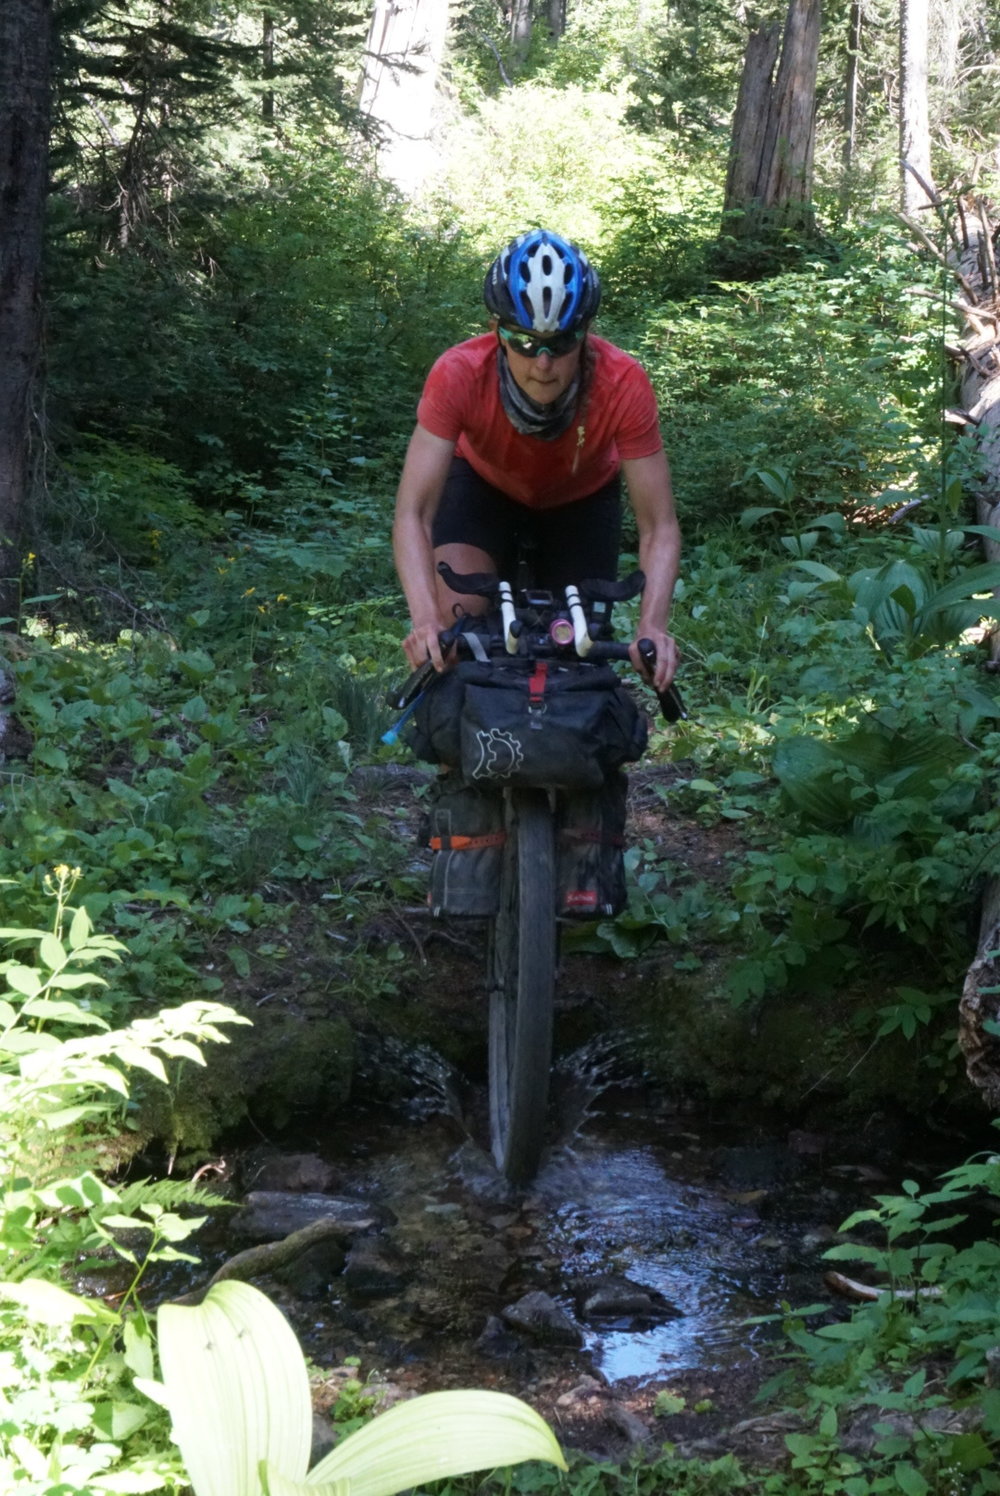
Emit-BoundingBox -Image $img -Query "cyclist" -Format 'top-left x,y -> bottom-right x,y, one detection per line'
392,228 -> 681,692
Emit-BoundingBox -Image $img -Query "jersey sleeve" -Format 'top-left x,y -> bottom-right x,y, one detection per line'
613,361 -> 664,462
416,347 -> 468,442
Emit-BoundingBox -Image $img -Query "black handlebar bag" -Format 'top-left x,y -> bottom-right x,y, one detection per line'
457,660 -> 648,791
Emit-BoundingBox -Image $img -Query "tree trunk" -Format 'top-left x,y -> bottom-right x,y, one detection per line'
510,0 -> 533,63
359,0 -> 450,193
262,13 -> 275,124
899,0 -> 934,214
842,0 -> 862,179
722,0 -> 822,239
723,22 -> 782,219
547,0 -> 566,38
0,0 -> 52,627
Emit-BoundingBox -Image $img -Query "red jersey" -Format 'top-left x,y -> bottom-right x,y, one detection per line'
416,333 -> 663,510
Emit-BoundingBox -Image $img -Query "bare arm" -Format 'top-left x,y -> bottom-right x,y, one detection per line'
392,423 -> 456,670
621,449 -> 682,691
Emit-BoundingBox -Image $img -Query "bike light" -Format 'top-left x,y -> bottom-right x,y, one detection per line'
549,617 -> 575,646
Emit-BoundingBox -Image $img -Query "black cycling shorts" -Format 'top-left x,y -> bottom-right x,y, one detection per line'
431,457 -> 622,588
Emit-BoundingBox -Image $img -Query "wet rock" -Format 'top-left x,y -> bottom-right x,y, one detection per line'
343,1236 -> 410,1300
713,1144 -> 802,1190
239,1191 -> 391,1241
273,1239 -> 346,1299
570,1274 -> 681,1326
241,1151 -> 341,1194
501,1290 -> 584,1348
556,1374 -> 607,1406
310,1413 -> 337,1466
605,1401 -> 654,1453
475,1315 -> 525,1359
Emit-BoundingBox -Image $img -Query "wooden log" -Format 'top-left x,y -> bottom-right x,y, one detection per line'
951,200 -> 1000,1106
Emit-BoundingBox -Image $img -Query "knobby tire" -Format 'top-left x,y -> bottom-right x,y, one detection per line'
488,786 -> 556,1187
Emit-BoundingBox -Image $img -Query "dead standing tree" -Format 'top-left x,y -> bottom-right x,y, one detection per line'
907,181 -> 1000,1105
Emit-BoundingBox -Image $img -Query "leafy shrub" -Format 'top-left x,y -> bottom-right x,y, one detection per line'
0,871 -> 247,1491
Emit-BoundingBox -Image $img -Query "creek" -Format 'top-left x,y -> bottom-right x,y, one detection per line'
139,1030 -> 927,1458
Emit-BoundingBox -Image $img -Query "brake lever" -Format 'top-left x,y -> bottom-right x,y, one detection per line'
637,638 -> 688,724
386,618 -> 467,712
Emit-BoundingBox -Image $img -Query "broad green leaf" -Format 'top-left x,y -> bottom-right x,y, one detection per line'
0,1278 -> 113,1326
48,972 -> 110,991
308,1389 -> 567,1495
92,1399 -> 150,1440
739,505 -> 781,529
894,1462 -> 929,1496
68,904 -> 93,950
752,468 -> 794,502
158,1280 -> 313,1496
22,996 -> 108,1025
114,1044 -> 169,1082
5,965 -> 41,998
124,1317 -> 156,1380
39,933 -> 66,971
791,559 -> 842,582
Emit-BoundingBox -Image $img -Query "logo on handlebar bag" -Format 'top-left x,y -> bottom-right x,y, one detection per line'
469,728 -> 525,781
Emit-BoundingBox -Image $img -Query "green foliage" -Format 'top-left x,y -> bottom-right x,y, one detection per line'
155,1280 -> 567,1496
752,1148 -> 1000,1495
0,880 -> 247,1492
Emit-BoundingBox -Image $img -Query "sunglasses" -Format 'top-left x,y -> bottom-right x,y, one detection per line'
498,325 -> 586,359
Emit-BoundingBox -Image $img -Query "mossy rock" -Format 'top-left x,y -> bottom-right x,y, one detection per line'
134,1003 -> 356,1157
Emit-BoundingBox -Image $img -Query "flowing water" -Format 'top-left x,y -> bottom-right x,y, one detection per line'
250,1034 -> 872,1398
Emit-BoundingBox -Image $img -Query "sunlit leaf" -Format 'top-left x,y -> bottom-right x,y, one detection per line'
308,1389 -> 567,1495
158,1281 -> 312,1496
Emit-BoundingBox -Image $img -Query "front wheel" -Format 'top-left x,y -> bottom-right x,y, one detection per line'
487,787 -> 557,1187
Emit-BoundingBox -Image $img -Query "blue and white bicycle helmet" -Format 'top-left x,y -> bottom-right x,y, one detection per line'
483,229 -> 601,334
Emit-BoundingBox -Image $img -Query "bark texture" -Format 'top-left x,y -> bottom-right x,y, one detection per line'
0,0 -> 52,624
899,0 -> 935,214
842,0 -> 862,178
510,0 -> 533,62
723,0 -> 822,237
934,199 -> 1000,1105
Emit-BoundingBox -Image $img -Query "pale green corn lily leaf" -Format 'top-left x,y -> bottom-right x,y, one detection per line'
307,1388 -> 567,1495
263,1470 -> 349,1496
158,1281 -> 312,1496
157,1283 -> 564,1496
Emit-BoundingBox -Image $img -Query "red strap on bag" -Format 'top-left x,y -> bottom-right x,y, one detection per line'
528,660 -> 549,705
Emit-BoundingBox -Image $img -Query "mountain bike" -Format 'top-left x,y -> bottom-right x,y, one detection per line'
388,564 -> 685,1187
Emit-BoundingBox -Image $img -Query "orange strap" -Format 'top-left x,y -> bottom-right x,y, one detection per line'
430,832 -> 507,851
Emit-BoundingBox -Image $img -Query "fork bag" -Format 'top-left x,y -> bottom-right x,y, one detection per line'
556,771 -> 629,918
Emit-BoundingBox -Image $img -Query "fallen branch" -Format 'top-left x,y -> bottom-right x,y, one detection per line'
825,1269 -> 942,1303
169,1214 -> 378,1304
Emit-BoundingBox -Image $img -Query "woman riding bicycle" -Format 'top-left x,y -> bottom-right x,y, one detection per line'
392,228 -> 681,692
